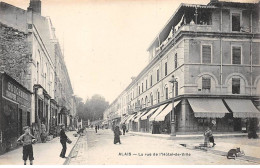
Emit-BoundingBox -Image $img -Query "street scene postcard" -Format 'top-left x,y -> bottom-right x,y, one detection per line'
0,0 -> 259,165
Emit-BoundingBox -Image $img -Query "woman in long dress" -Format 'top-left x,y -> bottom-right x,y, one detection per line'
113,126 -> 121,144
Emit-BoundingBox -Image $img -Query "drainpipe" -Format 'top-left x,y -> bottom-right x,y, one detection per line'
250,35 -> 254,96
220,7 -> 223,91
250,11 -> 253,95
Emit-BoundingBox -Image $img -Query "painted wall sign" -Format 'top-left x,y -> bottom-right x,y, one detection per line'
2,77 -> 31,108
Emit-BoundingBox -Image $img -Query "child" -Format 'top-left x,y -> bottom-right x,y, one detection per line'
204,126 -> 216,147
17,126 -> 36,165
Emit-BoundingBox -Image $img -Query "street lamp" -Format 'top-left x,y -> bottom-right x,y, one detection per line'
169,75 -> 177,136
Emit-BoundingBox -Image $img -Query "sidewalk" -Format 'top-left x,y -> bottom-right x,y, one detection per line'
0,131 -> 79,165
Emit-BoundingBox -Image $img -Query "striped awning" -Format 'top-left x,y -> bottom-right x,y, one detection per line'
188,98 -> 229,118
141,108 -> 158,120
155,100 -> 181,122
224,99 -> 260,118
121,115 -> 129,124
125,114 -> 137,124
149,104 -> 168,121
133,112 -> 146,122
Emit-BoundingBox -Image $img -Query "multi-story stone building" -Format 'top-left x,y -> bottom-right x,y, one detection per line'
105,0 -> 260,134
0,0 -> 76,153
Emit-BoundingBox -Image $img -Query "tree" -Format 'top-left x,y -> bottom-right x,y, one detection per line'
75,94 -> 109,122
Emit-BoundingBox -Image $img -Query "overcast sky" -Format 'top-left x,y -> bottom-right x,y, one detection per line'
2,0 -> 258,104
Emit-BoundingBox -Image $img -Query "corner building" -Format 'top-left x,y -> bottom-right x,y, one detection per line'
105,0 -> 260,134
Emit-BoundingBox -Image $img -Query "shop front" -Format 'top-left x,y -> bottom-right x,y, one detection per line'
0,72 -> 32,154
177,98 -> 260,133
33,85 -> 51,141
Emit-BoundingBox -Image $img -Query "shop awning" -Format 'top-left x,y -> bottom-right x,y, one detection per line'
126,114 -> 137,124
149,104 -> 168,121
224,99 -> 260,118
155,100 -> 181,122
188,98 -> 229,118
134,112 -> 145,122
125,114 -> 134,124
121,115 -> 129,124
141,108 -> 157,120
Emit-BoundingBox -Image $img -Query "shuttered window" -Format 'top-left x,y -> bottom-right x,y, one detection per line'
157,92 -> 160,103
232,13 -> 240,32
150,75 -> 153,87
165,87 -> 168,100
165,62 -> 168,76
157,69 -> 159,82
232,78 -> 240,94
232,46 -> 241,64
202,77 -> 211,92
202,45 -> 211,63
175,82 -> 179,96
175,53 -> 178,69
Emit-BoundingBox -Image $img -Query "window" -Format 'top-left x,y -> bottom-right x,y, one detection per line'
232,13 -> 240,32
146,80 -> 148,90
232,46 -> 241,64
202,45 -> 212,63
157,69 -> 159,82
150,75 -> 153,87
142,83 -> 143,93
175,82 -> 178,96
150,94 -> 153,106
165,62 -> 168,76
139,86 -> 140,95
232,78 -> 240,94
157,91 -> 160,103
165,87 -> 168,100
202,77 -> 211,92
175,53 -> 178,69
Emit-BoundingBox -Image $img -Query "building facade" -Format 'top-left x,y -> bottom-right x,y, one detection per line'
0,0 -> 76,153
104,0 -> 260,134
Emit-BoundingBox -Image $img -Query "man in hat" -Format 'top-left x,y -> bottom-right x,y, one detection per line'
59,124 -> 68,158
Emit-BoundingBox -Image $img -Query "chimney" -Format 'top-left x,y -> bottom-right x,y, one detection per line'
28,0 -> 41,15
131,77 -> 136,82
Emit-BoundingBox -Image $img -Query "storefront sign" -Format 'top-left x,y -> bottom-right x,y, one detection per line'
2,77 -> 31,108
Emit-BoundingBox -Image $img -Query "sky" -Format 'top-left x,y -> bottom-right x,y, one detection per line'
2,0 -> 258,104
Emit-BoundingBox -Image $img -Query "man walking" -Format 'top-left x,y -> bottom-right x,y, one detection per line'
122,123 -> 126,135
60,124 -> 68,158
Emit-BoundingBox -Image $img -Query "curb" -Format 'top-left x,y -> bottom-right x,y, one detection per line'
63,134 -> 81,165
128,132 -> 254,140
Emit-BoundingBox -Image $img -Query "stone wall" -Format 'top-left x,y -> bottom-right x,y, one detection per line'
0,22 -> 32,90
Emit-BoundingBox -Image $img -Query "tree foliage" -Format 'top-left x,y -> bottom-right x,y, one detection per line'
75,94 -> 109,121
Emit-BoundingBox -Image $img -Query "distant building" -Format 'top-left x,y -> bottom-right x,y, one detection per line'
0,0 -> 77,153
104,0 -> 260,134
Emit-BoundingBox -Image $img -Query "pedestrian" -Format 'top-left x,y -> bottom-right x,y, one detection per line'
59,124 -> 68,158
113,126 -> 121,144
40,121 -> 47,143
17,126 -> 36,165
95,125 -> 98,133
122,123 -> 126,135
204,126 -> 216,147
248,118 -> 259,139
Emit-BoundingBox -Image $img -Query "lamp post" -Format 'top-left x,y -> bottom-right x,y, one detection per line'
169,75 -> 177,136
